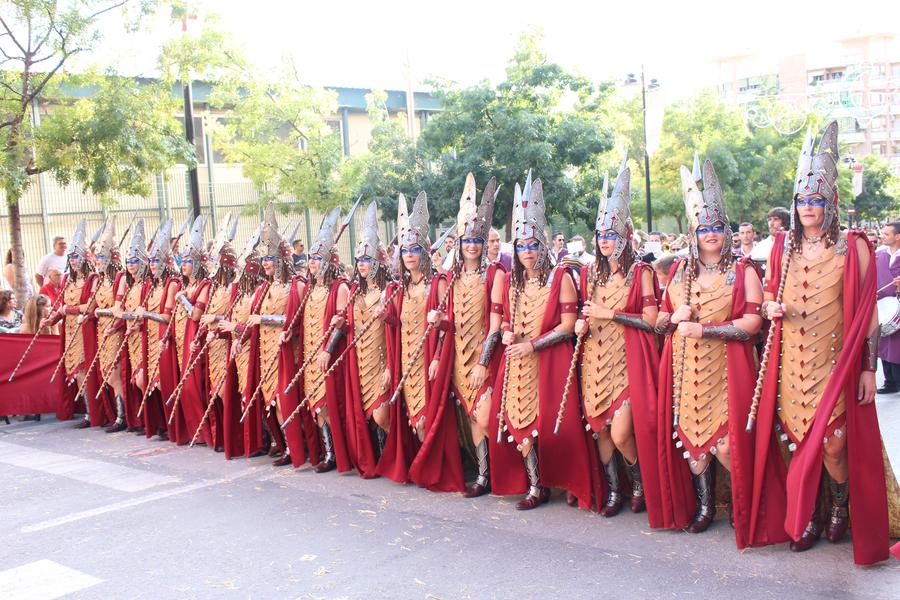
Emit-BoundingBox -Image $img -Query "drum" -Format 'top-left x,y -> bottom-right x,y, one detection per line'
877,296 -> 900,336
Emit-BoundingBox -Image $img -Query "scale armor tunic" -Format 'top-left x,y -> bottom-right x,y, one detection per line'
452,271 -> 487,415
777,237 -> 847,446
505,278 -> 550,437
144,282 -> 165,388
669,264 -> 734,460
354,287 -> 387,416
231,293 -> 255,398
174,282 -> 198,368
302,284 -> 330,413
124,282 -> 144,375
95,277 -> 123,379
63,278 -> 87,379
259,281 -> 289,406
400,279 -> 428,424
581,270 -> 631,431
206,285 -> 231,394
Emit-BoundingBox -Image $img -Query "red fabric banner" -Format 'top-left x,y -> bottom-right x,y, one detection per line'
0,333 -> 67,415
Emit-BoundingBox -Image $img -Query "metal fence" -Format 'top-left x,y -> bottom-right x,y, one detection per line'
0,167 -> 394,279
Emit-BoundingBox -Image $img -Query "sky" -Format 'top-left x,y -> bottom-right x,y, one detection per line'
92,0 -> 898,97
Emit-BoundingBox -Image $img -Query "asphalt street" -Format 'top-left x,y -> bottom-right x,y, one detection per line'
0,393 -> 898,600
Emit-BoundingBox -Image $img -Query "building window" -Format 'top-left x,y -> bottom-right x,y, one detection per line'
871,116 -> 886,131
892,63 -> 900,79
872,143 -> 884,156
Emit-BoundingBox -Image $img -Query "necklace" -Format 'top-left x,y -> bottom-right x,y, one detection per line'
804,234 -> 823,246
699,259 -> 721,273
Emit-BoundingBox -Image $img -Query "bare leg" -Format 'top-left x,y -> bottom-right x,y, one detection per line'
609,404 -> 637,464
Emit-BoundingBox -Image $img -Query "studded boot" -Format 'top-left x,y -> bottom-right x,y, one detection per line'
600,457 -> 624,517
314,422 -> 336,473
515,446 -> 549,510
825,477 -> 849,543
625,458 -> 646,513
790,491 -> 824,552
105,395 -> 127,433
464,438 -> 491,498
687,463 -> 716,533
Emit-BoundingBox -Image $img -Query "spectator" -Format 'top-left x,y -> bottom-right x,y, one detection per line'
549,231 -> 568,265
750,206 -> 790,264
3,249 -> 34,302
438,231 -> 458,273
291,239 -> 307,272
20,293 -> 55,335
567,235 -> 595,265
39,267 -> 63,306
737,222 -> 755,256
648,231 -> 663,244
0,290 -> 23,332
654,253 -> 678,290
35,236 -> 67,287
486,227 -> 512,270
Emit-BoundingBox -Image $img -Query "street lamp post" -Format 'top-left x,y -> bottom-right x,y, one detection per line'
625,66 -> 659,232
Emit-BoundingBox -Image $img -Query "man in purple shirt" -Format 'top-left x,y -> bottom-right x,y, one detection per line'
875,221 -> 900,393
487,227 -> 512,271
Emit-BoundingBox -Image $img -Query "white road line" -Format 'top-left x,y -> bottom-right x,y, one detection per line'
0,559 -> 103,600
21,466 -> 262,533
0,440 -> 179,492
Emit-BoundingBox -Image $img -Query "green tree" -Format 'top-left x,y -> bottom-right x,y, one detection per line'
0,1 -> 195,301
416,28 -> 615,230
849,154 -> 899,224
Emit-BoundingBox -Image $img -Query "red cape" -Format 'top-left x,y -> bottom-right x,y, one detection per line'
487,267 -> 594,507
72,273 -> 109,426
171,279 -> 212,446
755,231 -> 888,565
241,282 -> 276,457
275,276 -> 321,468
580,263 -> 667,524
342,281 -> 388,479
376,280 -> 423,483
111,272 -> 143,431
53,273 -> 83,421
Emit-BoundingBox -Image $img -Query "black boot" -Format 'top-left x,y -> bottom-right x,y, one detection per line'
463,438 -> 490,498
825,476 -> 849,543
314,422 -> 336,473
599,456 -> 624,517
687,463 -> 716,533
625,458 -> 645,513
105,395 -> 127,433
515,445 -> 549,510
790,492 -> 824,552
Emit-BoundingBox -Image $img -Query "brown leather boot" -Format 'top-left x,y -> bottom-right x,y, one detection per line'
599,458 -> 624,517
515,446 -> 549,511
313,423 -> 336,473
73,418 -> 91,429
272,454 -> 292,467
104,420 -> 126,433
825,477 -> 849,543
686,463 -> 716,533
790,513 -> 824,552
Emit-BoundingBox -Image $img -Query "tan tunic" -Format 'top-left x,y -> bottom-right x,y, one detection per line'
206,285 -> 232,394
581,272 -> 630,428
505,278 -> 550,434
259,281 -> 289,405
354,287 -> 387,415
400,280 -> 428,422
145,282 -> 165,383
302,284 -> 330,412
670,265 -> 733,458
777,239 -> 846,445
95,277 -> 123,379
231,292 -> 255,397
452,271 -> 487,414
124,282 -> 144,375
63,278 -> 87,378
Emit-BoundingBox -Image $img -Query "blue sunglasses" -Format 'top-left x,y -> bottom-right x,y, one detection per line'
460,237 -> 484,246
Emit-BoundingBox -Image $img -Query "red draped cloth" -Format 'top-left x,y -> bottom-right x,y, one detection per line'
487,267 -> 595,507
1,333 -> 67,415
171,279 -> 212,446
755,232 -> 888,565
218,283 -> 244,459
240,283 -> 272,457
277,276 -> 321,468
157,277 -> 183,442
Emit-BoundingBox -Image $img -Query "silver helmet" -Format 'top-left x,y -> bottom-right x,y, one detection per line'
182,214 -> 208,265
680,154 -> 731,259
207,212 -> 237,277
95,215 -> 119,267
125,219 -> 147,264
511,171 -> 549,268
793,120 -> 839,232
397,191 -> 431,275
237,223 -> 263,278
595,158 -> 633,261
309,206 -> 341,260
69,219 -> 89,270
148,219 -> 174,269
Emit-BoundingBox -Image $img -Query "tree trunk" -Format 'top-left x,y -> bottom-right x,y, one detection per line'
8,199 -> 30,303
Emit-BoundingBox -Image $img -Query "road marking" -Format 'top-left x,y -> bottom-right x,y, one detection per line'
0,440 -> 179,492
0,559 -> 102,600
22,466 -> 262,533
